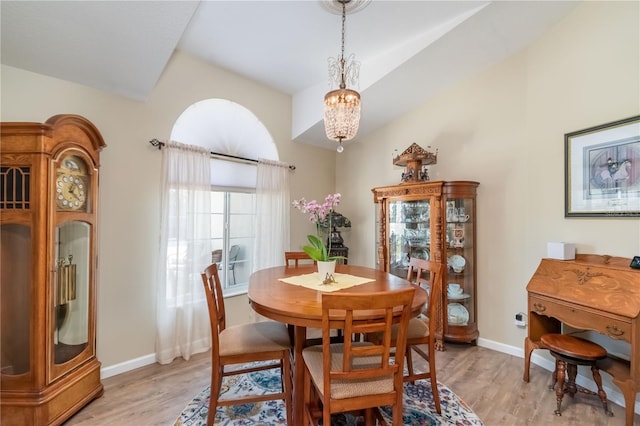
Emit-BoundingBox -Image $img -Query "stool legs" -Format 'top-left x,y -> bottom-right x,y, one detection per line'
549,359 -> 558,391
554,359 -> 567,416
550,358 -> 613,417
591,366 -> 613,417
542,334 -> 612,420
566,363 -> 578,397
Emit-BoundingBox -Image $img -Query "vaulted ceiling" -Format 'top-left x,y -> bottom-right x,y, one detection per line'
1,1 -> 579,148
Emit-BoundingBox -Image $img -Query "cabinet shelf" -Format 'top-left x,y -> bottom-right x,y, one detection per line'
447,294 -> 471,301
393,220 -> 428,224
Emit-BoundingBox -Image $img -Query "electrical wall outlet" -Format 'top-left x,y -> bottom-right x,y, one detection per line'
514,313 -> 526,327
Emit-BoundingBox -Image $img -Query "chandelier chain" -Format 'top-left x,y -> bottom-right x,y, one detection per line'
341,1 -> 346,61
339,0 -> 347,88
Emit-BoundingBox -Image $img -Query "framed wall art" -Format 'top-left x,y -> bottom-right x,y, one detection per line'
565,115 -> 640,217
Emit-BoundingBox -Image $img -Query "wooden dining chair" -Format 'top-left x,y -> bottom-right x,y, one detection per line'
302,287 -> 416,426
401,257 -> 443,412
284,251 -> 316,267
367,257 -> 442,413
201,263 -> 293,426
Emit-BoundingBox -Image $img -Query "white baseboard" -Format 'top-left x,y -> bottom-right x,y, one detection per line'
477,337 -> 640,416
101,353 -> 156,379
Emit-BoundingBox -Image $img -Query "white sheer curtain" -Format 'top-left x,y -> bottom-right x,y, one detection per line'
253,159 -> 290,271
156,141 -> 213,364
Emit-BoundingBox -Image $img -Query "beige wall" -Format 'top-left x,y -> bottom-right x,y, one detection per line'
338,0 -> 639,352
1,1 -> 638,404
1,51 -> 336,368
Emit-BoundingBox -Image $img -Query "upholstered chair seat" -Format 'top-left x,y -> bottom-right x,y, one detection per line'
218,321 -> 291,356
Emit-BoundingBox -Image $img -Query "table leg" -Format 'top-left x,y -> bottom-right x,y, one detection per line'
523,337 -> 535,382
612,377 -> 637,426
293,325 -> 307,425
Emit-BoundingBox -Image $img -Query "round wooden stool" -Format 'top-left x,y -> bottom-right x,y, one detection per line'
540,333 -> 613,417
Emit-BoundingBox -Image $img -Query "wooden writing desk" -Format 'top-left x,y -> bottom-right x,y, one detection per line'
248,264 -> 428,425
523,254 -> 640,426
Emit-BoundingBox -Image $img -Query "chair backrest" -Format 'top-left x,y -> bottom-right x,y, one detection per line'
406,257 -> 443,335
228,245 -> 240,261
320,287 -> 415,399
211,249 -> 223,264
201,263 -> 226,349
227,245 -> 240,269
284,251 -> 316,267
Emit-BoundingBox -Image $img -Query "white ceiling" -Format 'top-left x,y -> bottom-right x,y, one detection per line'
1,0 -> 579,148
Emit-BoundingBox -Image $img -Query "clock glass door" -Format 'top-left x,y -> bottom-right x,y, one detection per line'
53,221 -> 90,365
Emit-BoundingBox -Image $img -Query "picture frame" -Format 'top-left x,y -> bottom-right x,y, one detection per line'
565,115 -> 640,217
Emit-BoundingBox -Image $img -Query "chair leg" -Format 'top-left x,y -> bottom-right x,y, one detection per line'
406,346 -> 415,384
303,364 -> 322,426
392,394 -> 403,426
364,408 -> 376,425
554,359 -> 567,416
430,370 -> 441,414
208,365 -> 223,426
302,367 -> 310,425
323,404 -> 331,426
428,344 -> 441,414
285,356 -> 294,425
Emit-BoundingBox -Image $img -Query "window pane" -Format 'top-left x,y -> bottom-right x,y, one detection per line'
210,192 -> 224,213
229,192 -> 255,214
210,191 -> 255,294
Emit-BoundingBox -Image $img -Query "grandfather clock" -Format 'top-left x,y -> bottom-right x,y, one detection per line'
1,115 -> 105,425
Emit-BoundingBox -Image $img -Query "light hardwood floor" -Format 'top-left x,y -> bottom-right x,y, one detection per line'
65,343 -> 638,425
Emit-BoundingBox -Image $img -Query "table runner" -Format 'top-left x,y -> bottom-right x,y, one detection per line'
278,273 -> 374,292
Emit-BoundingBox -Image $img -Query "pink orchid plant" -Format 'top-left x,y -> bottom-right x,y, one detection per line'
292,193 -> 346,262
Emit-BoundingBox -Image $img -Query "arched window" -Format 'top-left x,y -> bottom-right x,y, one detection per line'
171,98 -> 279,188
170,99 -> 280,293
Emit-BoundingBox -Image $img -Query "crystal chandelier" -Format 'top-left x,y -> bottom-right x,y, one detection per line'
324,0 -> 361,153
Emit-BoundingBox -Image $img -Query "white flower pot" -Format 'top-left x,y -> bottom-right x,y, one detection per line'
317,260 -> 336,281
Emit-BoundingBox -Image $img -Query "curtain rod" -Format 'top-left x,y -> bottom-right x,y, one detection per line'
149,139 -> 296,171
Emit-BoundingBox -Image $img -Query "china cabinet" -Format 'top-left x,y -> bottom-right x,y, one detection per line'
1,115 -> 105,425
372,180 -> 479,348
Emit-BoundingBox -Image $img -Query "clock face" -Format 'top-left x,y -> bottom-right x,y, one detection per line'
56,156 -> 89,211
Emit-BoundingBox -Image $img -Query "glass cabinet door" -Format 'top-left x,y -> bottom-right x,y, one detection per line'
444,196 -> 477,342
1,223 -> 32,376
388,199 -> 431,278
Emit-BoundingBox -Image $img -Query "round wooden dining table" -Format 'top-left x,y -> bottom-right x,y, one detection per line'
248,264 -> 428,424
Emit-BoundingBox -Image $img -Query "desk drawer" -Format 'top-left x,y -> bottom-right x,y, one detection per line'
529,295 -> 631,342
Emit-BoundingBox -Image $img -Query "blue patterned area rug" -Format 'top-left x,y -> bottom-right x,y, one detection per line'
174,366 -> 483,425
